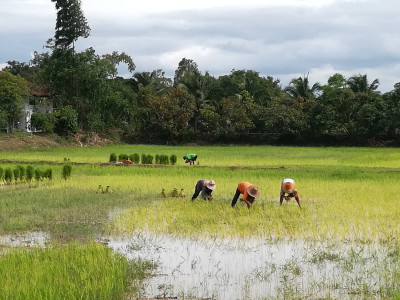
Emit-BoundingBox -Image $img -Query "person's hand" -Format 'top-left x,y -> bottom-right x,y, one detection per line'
285,195 -> 291,201
207,196 -> 214,201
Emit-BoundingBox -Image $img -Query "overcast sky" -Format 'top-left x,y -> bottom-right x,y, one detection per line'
1,0 -> 399,92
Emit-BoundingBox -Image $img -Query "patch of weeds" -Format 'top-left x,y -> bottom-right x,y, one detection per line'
310,250 -> 342,264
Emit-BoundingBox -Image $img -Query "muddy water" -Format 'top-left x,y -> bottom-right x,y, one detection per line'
106,232 -> 391,299
0,231 -> 50,248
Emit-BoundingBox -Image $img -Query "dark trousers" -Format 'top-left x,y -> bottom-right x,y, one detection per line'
231,188 -> 241,207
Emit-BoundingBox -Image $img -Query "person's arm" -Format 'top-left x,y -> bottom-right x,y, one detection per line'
231,188 -> 241,207
280,189 -> 284,205
295,193 -> 301,208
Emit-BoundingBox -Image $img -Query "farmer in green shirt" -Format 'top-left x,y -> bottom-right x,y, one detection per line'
183,153 -> 197,166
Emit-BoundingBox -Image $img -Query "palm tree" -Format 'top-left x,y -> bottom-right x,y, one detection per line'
284,73 -> 321,100
346,74 -> 379,93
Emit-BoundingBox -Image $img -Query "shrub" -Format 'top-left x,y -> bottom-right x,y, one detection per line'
62,165 -> 72,180
26,166 -> 34,181
170,154 -> 177,165
4,168 -> 12,184
109,153 -> 117,162
54,105 -> 78,136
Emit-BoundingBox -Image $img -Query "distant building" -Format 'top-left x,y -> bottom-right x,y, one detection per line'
17,83 -> 53,133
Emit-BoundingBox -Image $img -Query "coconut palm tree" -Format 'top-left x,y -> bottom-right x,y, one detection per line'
346,74 -> 379,93
284,73 -> 321,100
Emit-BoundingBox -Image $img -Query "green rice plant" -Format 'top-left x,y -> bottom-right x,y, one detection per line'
26,166 -> 34,181
0,242 -> 155,300
109,152 -> 117,162
0,167 -> 4,182
155,154 -> 160,164
17,165 -> 25,181
141,154 -> 147,164
147,154 -> 153,164
170,154 -> 177,165
13,168 -> 20,182
45,168 -> 53,180
131,153 -> 140,164
4,168 -> 13,184
62,164 -> 72,180
34,169 -> 41,181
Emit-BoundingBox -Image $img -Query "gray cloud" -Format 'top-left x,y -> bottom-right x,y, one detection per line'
1,0 -> 399,92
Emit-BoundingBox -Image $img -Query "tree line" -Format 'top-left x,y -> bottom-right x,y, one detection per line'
1,0 -> 400,146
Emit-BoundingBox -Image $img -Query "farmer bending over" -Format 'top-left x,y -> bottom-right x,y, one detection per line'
280,178 -> 301,208
192,179 -> 216,201
231,182 -> 260,208
183,153 -> 197,166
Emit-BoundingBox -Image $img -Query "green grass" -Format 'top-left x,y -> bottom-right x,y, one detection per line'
0,242 -> 155,300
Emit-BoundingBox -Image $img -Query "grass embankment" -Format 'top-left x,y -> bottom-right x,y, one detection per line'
0,242 -> 154,300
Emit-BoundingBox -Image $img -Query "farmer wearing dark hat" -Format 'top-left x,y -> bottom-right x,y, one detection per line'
231,182 -> 260,208
183,153 -> 198,166
280,178 -> 301,208
191,179 -> 216,201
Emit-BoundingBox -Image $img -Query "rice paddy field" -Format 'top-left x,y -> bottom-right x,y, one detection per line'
1,144 -> 400,299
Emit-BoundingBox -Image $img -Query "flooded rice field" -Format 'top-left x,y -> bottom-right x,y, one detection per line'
106,232 -> 397,299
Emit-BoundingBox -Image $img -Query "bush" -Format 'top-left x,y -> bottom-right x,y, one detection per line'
4,168 -> 12,183
170,154 -> 177,165
26,166 -> 34,181
118,154 -> 129,161
109,153 -> 117,163
62,165 -> 72,180
31,112 -> 56,133
54,106 -> 78,136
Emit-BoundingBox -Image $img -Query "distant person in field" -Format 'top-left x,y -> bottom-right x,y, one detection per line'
280,178 -> 301,208
231,182 -> 260,208
191,179 -> 216,201
183,153 -> 197,166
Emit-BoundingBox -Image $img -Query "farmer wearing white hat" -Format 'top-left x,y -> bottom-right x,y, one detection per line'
191,179 -> 216,201
231,182 -> 260,208
280,178 -> 301,208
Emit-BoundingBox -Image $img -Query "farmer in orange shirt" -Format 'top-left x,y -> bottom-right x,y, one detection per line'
231,182 -> 260,208
280,178 -> 301,208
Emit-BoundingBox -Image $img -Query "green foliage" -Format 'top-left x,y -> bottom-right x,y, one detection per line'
62,164 -> 72,180
4,168 -> 13,183
26,166 -> 34,181
0,70 -> 29,133
170,154 -> 177,165
50,0 -> 90,50
141,154 -> 147,164
109,153 -> 117,162
45,169 -> 53,180
31,112 -> 56,133
0,167 -> 3,181
54,106 -> 78,136
34,169 -> 41,181
13,168 -> 20,182
147,155 -> 153,164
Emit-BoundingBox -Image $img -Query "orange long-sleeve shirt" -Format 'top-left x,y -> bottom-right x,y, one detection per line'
237,182 -> 253,201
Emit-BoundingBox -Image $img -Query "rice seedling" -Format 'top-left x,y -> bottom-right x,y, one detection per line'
0,242 -> 155,300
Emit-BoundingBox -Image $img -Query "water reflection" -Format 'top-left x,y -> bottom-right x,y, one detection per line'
106,232 -> 392,299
